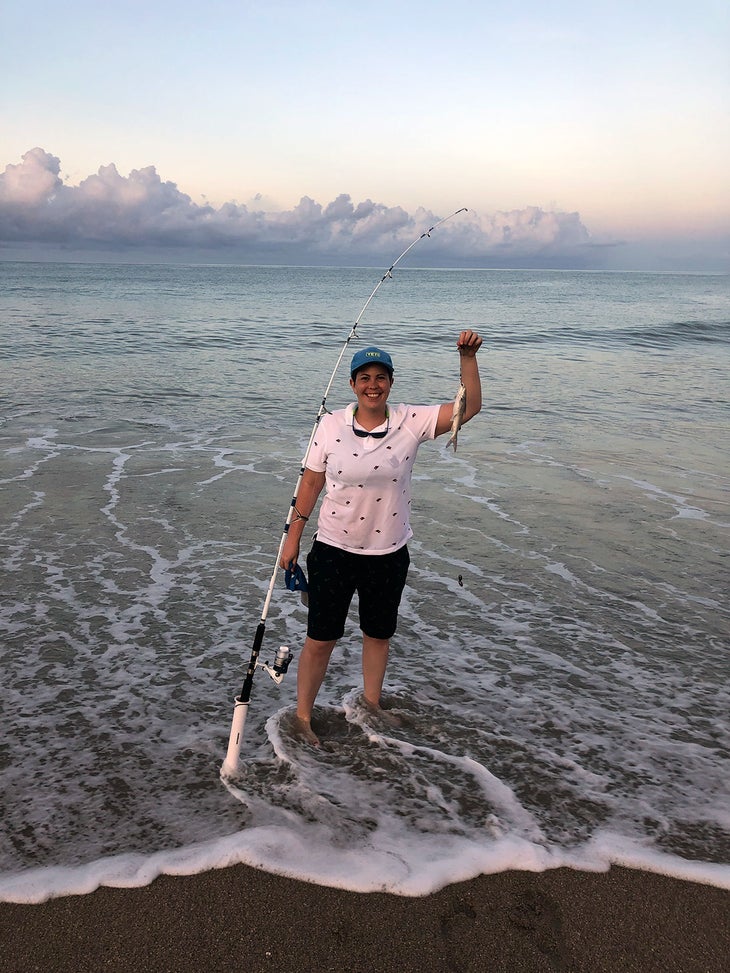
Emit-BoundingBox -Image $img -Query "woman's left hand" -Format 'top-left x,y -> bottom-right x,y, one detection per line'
457,330 -> 483,357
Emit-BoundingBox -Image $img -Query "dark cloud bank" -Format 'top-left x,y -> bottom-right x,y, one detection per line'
0,148 -> 723,271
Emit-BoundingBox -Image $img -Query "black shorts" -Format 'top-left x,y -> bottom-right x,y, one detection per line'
305,540 -> 410,642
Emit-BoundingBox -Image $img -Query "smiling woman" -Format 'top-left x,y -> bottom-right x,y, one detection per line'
349,346 -> 395,432
278,331 -> 483,745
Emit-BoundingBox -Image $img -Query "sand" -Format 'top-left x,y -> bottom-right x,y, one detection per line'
1,864 -> 728,973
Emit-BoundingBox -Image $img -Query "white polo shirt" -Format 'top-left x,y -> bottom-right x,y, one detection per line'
307,402 -> 441,554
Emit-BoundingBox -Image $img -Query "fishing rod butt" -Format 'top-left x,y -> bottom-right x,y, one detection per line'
221,697 -> 249,778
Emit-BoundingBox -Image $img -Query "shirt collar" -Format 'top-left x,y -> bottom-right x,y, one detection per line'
347,402 -> 389,433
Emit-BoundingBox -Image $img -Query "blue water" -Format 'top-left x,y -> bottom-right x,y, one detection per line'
0,260 -> 728,902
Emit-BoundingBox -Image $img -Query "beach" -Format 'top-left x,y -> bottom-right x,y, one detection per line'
1,864 -> 728,973
1,264 -> 728,969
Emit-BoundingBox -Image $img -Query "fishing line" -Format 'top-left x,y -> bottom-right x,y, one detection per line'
221,207 -> 468,777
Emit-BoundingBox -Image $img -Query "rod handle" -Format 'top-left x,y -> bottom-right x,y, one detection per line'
221,698 -> 249,777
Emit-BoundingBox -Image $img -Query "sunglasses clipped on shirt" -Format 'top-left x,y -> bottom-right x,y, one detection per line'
352,410 -> 390,439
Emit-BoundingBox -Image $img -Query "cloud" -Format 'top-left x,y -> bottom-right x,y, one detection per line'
0,147 -> 599,267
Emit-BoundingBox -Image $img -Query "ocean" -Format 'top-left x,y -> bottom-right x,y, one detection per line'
0,258 -> 728,903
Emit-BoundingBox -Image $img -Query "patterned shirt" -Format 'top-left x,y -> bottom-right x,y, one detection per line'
307,402 -> 441,554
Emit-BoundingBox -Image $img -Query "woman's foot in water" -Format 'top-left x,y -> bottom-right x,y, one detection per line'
359,694 -> 403,728
292,715 -> 320,746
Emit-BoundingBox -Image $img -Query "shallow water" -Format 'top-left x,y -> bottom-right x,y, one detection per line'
0,261 -> 728,901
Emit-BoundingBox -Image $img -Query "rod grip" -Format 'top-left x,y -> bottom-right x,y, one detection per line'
221,698 -> 249,777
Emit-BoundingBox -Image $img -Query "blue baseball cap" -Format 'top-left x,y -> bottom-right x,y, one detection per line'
350,346 -> 394,378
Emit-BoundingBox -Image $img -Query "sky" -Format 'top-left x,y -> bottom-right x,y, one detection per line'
1,0 -> 728,270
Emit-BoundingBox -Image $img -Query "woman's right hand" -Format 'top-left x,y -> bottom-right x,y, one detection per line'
280,535 -> 301,570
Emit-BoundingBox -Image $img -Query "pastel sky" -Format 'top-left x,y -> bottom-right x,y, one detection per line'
1,0 -> 728,270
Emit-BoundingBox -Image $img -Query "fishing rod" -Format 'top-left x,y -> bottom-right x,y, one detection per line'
221,206 -> 468,777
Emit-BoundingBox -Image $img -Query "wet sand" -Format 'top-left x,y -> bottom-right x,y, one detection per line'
1,864 -> 728,972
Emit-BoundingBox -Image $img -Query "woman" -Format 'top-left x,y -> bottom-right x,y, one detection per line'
280,330 -> 483,744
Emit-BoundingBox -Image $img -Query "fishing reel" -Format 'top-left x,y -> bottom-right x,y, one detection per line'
258,645 -> 293,686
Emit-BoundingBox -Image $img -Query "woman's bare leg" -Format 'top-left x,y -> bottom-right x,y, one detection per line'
295,636 -> 337,744
361,634 -> 390,707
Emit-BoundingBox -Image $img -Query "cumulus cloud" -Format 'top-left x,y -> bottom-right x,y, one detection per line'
0,148 -> 596,266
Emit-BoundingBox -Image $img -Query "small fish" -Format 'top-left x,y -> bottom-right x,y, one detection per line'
446,383 -> 466,451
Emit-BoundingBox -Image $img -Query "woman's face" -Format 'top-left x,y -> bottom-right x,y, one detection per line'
350,367 -> 393,411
